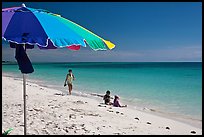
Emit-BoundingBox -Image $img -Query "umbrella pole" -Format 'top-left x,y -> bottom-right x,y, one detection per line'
23,73 -> 26,135
23,44 -> 27,135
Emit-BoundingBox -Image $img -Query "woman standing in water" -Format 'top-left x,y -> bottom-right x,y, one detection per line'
64,69 -> 75,95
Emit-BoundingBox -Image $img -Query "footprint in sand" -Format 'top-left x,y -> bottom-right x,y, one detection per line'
54,93 -> 64,96
54,105 -> 61,109
80,124 -> 85,127
33,107 -> 43,112
75,100 -> 84,104
84,113 -> 100,117
191,130 -> 196,134
70,108 -> 83,112
107,110 -> 113,112
165,127 -> 170,130
134,117 -> 139,120
69,114 -> 76,119
82,127 -> 89,132
98,104 -> 106,107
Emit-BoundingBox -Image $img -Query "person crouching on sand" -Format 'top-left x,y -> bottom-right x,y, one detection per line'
64,69 -> 75,95
113,95 -> 127,107
103,90 -> 113,105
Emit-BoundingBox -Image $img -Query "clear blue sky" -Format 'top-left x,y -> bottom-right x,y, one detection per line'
2,2 -> 202,62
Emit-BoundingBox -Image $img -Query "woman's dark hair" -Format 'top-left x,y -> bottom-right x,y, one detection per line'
106,90 -> 110,94
69,69 -> 72,72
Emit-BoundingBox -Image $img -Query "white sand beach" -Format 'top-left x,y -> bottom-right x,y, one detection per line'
2,75 -> 202,135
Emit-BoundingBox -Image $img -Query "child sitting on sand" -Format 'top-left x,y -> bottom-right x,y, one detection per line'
103,90 -> 112,105
113,95 -> 127,107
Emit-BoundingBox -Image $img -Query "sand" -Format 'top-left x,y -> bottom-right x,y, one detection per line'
2,75 -> 202,135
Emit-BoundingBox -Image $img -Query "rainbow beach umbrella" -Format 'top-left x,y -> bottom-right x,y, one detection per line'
2,3 -> 115,135
2,4 -> 115,50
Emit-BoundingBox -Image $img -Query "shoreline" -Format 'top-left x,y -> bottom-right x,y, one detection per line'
2,74 -> 202,135
2,72 -> 202,129
83,93 -> 202,129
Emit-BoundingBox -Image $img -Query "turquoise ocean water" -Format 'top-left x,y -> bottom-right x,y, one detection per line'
2,62 -> 202,125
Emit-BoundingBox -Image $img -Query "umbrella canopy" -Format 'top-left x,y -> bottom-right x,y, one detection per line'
2,4 -> 115,51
